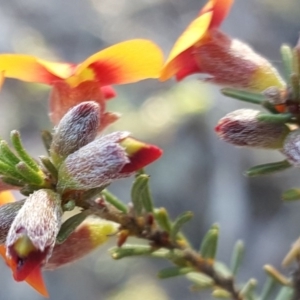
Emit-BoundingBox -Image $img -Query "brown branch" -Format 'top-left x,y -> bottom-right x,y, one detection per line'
87,199 -> 243,300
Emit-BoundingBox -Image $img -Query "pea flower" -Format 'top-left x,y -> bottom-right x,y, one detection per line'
215,109 -> 290,149
0,191 -> 49,297
0,39 -> 164,129
57,131 -> 163,192
160,0 -> 285,92
5,189 -> 62,296
45,216 -> 118,270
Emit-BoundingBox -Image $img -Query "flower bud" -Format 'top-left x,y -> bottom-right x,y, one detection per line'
57,132 -> 162,192
0,199 -> 24,244
45,217 -> 118,270
215,109 -> 289,149
6,189 -> 62,281
282,130 -> 300,167
50,101 -> 100,166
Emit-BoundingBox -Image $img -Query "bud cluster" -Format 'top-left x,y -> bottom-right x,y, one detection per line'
214,38 -> 300,180
0,101 -> 162,296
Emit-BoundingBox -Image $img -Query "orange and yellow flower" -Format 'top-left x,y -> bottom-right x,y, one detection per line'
0,191 -> 49,297
160,0 -> 285,93
0,39 -> 164,128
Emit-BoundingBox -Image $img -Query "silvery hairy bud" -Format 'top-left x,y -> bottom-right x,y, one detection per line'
50,101 -> 100,166
57,131 -> 163,193
215,109 -> 290,149
6,189 -> 62,281
282,130 -> 300,167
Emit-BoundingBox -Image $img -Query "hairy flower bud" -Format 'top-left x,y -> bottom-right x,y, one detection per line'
45,217 -> 118,270
50,101 -> 100,166
0,199 -> 24,244
282,130 -> 300,167
57,131 -> 162,192
6,189 -> 62,281
215,109 -> 289,149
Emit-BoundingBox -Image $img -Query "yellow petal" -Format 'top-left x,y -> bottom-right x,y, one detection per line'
160,12 -> 212,81
68,39 -> 164,86
0,54 -> 73,84
0,191 -> 15,205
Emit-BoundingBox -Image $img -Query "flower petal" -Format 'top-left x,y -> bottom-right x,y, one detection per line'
200,0 -> 234,29
0,245 -> 48,297
70,39 -> 164,86
0,191 -> 15,205
0,54 -> 74,84
160,12 -> 212,81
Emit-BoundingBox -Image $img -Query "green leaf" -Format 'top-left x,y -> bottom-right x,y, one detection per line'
102,189 -> 127,213
211,288 -> 231,298
154,207 -> 172,232
222,89 -> 265,105
1,176 -> 25,187
170,211 -> 193,243
157,266 -> 194,279
280,44 -> 293,83
15,162 -> 44,186
257,113 -> 293,124
110,245 -> 154,259
39,156 -> 58,181
0,160 -> 26,180
274,286 -> 293,300
239,279 -> 257,300
282,188 -> 300,201
263,265 -> 289,286
259,277 -> 276,300
56,212 -> 88,244
245,160 -> 291,177
41,130 -> 53,155
186,272 -> 214,288
199,224 -> 219,260
0,140 -> 21,166
230,240 -> 244,276
10,130 -> 40,172
131,174 -> 154,214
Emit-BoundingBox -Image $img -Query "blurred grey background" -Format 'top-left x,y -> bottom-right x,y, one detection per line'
0,0 -> 299,299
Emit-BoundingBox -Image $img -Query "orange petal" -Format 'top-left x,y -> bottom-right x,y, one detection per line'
0,54 -> 74,84
200,0 -> 234,29
24,267 -> 49,298
0,191 -> 15,205
69,39 -> 164,86
160,12 -> 212,81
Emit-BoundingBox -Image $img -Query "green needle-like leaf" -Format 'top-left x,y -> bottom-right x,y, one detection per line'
1,176 -> 25,187
280,44 -> 293,83
110,245 -> 154,259
239,279 -> 257,300
260,277 -> 276,300
222,88 -> 265,105
211,288 -> 231,298
10,130 -> 40,172
230,240 -> 244,276
257,113 -> 293,124
282,188 -> 300,201
245,160 -> 291,177
0,140 -> 21,166
154,207 -> 172,232
102,189 -> 127,213
186,272 -> 214,288
131,174 -> 154,214
0,160 -> 26,180
41,130 -> 53,155
56,211 -> 88,244
157,266 -> 194,279
199,224 -> 219,260
39,156 -> 58,181
274,286 -> 293,300
170,211 -> 193,243
15,162 -> 44,186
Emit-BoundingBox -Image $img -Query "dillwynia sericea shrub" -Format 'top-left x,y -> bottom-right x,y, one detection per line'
0,0 -> 300,299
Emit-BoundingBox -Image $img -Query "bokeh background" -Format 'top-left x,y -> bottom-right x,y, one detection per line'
0,0 -> 299,299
